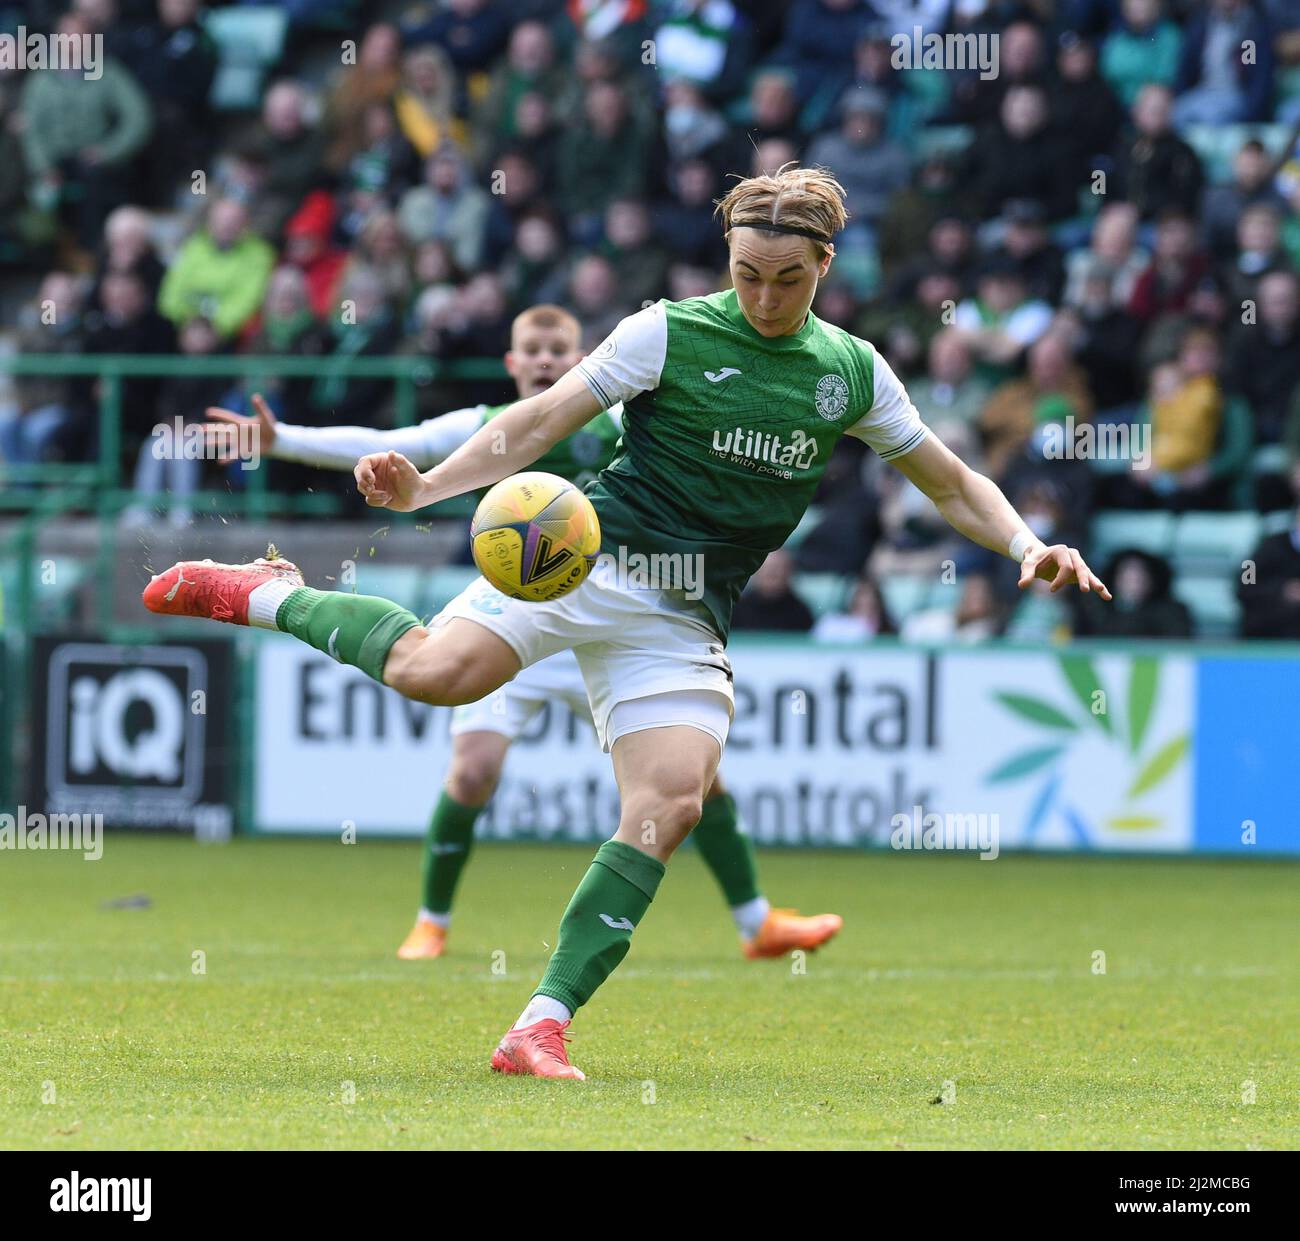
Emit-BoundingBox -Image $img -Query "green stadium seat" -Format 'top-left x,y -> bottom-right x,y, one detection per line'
880,573 -> 937,622
912,125 -> 974,162
205,7 -> 288,111
832,247 -> 880,298
1181,123 -> 1293,184
1172,572 -> 1240,638
793,572 -> 849,619
1170,511 -> 1261,573
1003,591 -> 1067,641
1252,443 -> 1289,476
899,67 -> 950,112
1088,510 -> 1177,566
1261,509 -> 1293,537
297,0 -> 361,33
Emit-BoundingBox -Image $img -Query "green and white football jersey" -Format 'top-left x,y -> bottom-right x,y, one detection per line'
577,288 -> 928,640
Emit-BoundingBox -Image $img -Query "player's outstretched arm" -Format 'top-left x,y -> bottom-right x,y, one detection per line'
355,369 -> 602,511
205,393 -> 481,471
889,432 -> 1113,599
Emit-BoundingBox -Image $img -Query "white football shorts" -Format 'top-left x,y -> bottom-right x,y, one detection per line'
432,556 -> 735,752
448,648 -> 592,740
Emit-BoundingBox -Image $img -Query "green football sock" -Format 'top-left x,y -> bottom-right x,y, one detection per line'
421,792 -> 482,917
534,840 -> 666,1014
693,792 -> 761,907
275,587 -> 419,684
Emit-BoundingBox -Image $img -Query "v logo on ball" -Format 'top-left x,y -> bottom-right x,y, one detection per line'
525,533 -> 573,584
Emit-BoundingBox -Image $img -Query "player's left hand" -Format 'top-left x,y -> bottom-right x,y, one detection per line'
1019,544 -> 1112,599
355,449 -> 427,510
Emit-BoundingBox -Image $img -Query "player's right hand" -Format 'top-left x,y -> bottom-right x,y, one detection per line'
355,449 -> 426,511
205,392 -> 278,460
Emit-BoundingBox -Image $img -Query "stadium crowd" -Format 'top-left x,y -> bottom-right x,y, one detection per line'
4,0 -> 1300,640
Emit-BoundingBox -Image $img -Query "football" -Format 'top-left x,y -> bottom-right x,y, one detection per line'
470,471 -> 601,601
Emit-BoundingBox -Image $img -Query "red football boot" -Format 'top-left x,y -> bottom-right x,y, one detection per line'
142,547 -> 302,626
490,1019 -> 585,1080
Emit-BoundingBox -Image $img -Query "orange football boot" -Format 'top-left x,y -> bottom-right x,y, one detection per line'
490,1019 -> 585,1080
396,920 -> 447,960
142,547 -> 302,625
743,908 -> 844,959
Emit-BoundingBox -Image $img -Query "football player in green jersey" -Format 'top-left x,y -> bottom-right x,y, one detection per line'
204,305 -> 840,964
148,166 -> 1110,1080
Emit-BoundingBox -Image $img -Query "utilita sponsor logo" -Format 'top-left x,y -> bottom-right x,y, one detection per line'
49,1172 -> 151,1221
709,427 -> 818,476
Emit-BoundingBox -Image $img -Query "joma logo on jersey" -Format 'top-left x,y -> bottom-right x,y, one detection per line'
710,427 -> 819,472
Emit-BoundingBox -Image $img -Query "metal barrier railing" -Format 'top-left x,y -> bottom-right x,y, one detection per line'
0,352 -> 508,514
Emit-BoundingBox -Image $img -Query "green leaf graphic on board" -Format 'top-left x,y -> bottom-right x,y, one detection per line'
1127,657 -> 1158,755
1107,815 -> 1163,831
985,745 -> 1066,784
992,692 -> 1078,730
1060,654 -> 1112,736
987,656 -> 1190,834
1126,733 -> 1189,799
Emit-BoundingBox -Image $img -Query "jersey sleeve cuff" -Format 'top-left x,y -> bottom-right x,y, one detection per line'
876,425 -> 929,462
576,364 -> 617,411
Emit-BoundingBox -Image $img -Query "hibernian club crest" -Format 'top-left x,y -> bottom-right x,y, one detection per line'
814,373 -> 849,421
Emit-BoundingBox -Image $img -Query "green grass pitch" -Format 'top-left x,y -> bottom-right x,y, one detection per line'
1,837 -> 1296,1150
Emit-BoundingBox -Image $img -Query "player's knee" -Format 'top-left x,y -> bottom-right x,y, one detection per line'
447,749 -> 503,805
626,789 -> 704,853
665,792 -> 704,838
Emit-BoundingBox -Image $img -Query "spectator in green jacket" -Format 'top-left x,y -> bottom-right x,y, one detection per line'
1100,0 -> 1183,109
158,199 -> 275,341
556,81 -> 652,238
19,11 -> 153,248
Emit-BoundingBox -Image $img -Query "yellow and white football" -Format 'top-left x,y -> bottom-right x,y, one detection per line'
470,471 -> 601,602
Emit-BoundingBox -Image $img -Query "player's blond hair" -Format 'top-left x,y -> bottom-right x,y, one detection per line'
714,164 -> 849,258
511,304 -> 581,346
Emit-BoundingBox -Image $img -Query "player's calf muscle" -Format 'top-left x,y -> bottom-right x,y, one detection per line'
381,625 -> 519,706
